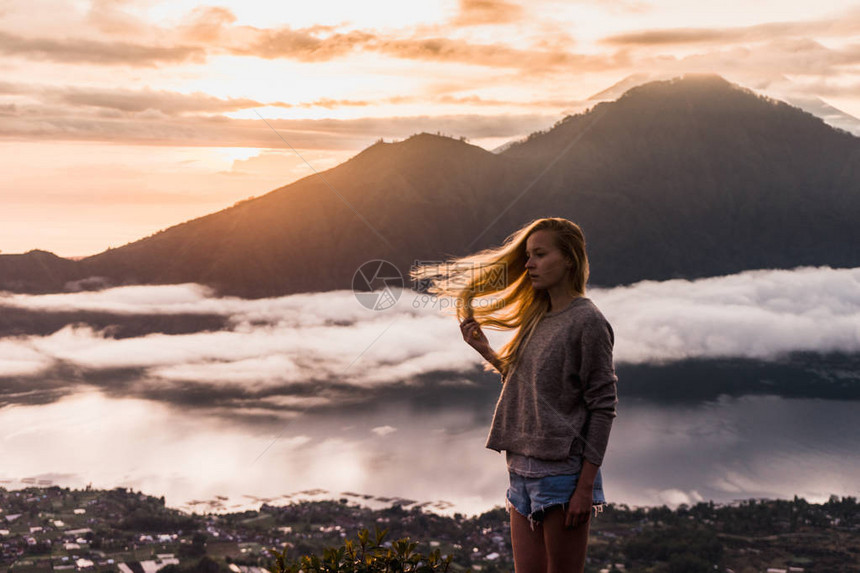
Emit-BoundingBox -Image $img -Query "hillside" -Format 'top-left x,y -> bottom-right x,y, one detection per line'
499,74 -> 860,284
2,485 -> 858,572
0,250 -> 81,294
71,133 -> 529,298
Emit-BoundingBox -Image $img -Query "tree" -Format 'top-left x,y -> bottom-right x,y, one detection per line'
179,532 -> 207,558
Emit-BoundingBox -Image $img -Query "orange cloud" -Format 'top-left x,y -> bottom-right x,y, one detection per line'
366,35 -> 625,73
451,0 -> 525,27
602,8 -> 860,46
0,13 -> 609,75
178,6 -> 238,43
86,0 -> 148,36
0,30 -> 205,67
241,27 -> 375,62
47,87 -> 279,115
603,28 -> 741,46
0,81 -> 294,115
0,80 -> 583,118
0,102 -> 556,149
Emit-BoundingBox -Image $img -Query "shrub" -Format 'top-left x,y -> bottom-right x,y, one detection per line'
267,527 -> 459,573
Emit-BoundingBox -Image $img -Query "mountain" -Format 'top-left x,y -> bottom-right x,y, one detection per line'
498,74 -> 860,284
784,96 -> 860,137
1,73 -> 858,298
0,250 -> 81,294
73,134 -> 533,297
491,72 -> 665,153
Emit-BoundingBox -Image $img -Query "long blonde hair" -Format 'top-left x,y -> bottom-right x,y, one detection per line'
410,217 -> 590,378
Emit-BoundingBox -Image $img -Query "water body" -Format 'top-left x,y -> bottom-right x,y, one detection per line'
1,364 -> 858,517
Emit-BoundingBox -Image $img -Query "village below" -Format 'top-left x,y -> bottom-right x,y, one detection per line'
0,486 -> 858,573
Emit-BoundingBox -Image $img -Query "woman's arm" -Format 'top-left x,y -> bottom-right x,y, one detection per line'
481,349 -> 505,375
576,458 -> 599,489
577,317 -> 619,468
566,458 -> 600,528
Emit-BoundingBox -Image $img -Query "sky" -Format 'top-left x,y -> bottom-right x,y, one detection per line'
3,0 -> 860,257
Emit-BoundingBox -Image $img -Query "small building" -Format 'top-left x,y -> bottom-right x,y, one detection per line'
139,557 -> 180,573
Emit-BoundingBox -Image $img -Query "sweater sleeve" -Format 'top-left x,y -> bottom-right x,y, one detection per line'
577,316 -> 618,467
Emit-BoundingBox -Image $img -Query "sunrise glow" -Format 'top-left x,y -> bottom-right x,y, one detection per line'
2,0 -> 859,256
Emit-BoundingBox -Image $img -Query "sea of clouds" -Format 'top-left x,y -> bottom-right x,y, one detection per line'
0,265 -> 857,399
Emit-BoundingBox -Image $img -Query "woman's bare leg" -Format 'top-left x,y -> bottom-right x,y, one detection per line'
541,505 -> 591,573
510,507 -> 547,573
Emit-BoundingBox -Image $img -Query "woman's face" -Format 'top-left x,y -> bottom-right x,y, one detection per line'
524,229 -> 571,291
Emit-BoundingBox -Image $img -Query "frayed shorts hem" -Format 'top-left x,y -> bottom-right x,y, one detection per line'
505,497 -> 605,531
504,469 -> 606,531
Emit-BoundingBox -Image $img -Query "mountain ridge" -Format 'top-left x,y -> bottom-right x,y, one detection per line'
1,73 -> 858,298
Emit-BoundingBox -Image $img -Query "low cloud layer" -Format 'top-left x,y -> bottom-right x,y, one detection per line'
595,265 -> 860,363
1,266 -> 857,404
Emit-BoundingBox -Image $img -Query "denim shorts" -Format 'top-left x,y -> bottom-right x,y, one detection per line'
505,468 -> 606,530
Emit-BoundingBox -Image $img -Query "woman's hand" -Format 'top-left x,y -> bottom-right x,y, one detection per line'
460,317 -> 491,357
565,485 -> 593,529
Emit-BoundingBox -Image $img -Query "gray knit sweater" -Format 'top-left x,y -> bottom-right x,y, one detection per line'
485,296 -> 618,467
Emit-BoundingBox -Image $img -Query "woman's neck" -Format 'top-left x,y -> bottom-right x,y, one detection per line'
547,289 -> 578,314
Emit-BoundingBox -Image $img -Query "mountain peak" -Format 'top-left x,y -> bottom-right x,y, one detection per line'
396,131 -> 479,151
23,249 -> 65,259
618,73 -> 741,101
500,72 -> 855,162
405,131 -> 464,142
345,130 -> 486,167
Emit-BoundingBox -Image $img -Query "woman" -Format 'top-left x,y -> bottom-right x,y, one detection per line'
411,217 -> 618,573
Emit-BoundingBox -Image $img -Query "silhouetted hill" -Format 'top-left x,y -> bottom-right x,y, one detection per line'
498,74 -> 860,284
1,73 -> 858,297
73,133 -> 530,297
0,250 -> 81,293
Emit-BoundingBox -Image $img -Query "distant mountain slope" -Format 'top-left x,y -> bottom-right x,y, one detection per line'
1,73 -> 858,297
0,250 -> 81,294
785,96 -> 860,136
73,134 -> 532,297
498,74 -> 860,284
